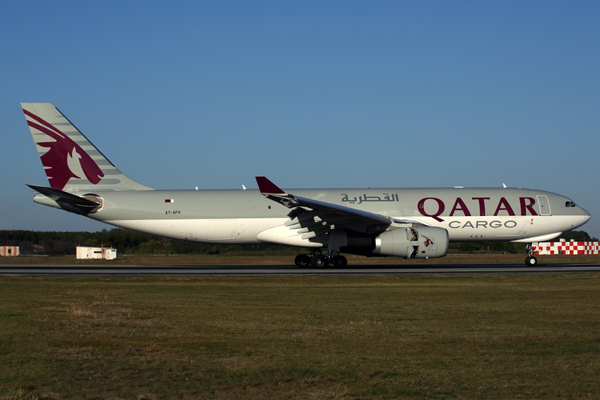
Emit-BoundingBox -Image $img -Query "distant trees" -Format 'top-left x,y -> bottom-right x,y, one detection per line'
1,229 -> 596,256
448,241 -> 524,254
558,230 -> 597,242
0,228 -> 297,255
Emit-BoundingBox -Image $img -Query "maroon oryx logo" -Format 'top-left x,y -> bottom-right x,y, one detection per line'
24,109 -> 104,190
422,235 -> 434,247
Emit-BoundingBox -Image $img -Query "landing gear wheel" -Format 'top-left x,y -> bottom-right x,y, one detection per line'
295,254 -> 311,268
331,255 -> 348,268
524,244 -> 538,267
525,256 -> 538,266
312,255 -> 328,268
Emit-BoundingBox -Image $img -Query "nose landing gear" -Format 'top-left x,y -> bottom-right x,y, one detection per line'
525,244 -> 538,266
525,256 -> 538,266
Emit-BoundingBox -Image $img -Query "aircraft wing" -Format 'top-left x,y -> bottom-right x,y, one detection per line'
256,176 -> 392,239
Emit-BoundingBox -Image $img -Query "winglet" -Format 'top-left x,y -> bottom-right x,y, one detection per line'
256,176 -> 286,195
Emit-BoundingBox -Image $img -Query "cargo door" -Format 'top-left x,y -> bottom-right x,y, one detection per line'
536,195 -> 551,216
208,219 -> 237,240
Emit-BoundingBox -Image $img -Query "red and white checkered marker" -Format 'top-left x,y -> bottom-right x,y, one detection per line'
532,241 -> 600,255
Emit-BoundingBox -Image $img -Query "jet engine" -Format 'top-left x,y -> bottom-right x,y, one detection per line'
373,226 -> 448,259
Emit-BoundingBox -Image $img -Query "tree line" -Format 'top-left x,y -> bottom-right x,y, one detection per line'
0,228 -> 596,256
0,228 -> 293,256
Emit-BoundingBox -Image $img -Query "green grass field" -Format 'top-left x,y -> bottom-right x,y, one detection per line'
1,274 -> 600,399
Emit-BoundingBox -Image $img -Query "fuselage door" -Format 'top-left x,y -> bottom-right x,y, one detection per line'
208,219 -> 237,241
536,195 -> 551,216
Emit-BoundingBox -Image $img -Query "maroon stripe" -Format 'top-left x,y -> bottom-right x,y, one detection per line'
26,120 -> 64,142
23,109 -> 65,137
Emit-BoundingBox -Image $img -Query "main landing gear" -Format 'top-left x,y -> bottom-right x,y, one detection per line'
525,244 -> 538,266
294,249 -> 348,268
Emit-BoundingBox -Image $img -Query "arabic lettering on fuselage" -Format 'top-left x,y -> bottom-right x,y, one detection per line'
341,193 -> 399,204
341,194 -> 540,224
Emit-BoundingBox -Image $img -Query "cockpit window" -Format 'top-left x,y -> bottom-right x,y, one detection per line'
565,201 -> 577,207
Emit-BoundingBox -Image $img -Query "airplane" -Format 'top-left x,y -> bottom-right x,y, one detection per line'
21,102 -> 591,267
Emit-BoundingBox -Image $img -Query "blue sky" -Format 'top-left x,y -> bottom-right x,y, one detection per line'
2,1 -> 599,238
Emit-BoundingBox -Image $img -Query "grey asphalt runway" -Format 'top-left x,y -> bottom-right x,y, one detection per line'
1,263 -> 600,276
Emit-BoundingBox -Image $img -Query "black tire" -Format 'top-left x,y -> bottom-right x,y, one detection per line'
312,255 -> 328,268
331,255 -> 348,268
525,256 -> 538,266
295,254 -> 310,268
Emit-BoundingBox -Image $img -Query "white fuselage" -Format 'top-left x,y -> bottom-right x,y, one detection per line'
51,186 -> 591,247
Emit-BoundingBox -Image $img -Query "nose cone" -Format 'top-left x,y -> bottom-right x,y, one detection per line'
572,207 -> 591,230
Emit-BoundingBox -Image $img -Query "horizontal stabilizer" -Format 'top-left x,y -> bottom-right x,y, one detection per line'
27,184 -> 102,214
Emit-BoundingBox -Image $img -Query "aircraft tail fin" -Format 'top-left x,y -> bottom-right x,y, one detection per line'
21,103 -> 153,193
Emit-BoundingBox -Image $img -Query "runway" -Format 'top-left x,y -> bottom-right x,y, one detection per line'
2,263 -> 600,276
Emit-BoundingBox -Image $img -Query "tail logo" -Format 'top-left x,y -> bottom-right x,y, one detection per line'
24,109 -> 104,190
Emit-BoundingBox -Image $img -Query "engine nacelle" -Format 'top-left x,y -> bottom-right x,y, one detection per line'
373,226 -> 448,259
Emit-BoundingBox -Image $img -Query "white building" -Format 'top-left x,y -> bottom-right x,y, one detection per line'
0,246 -> 20,256
76,246 -> 118,260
